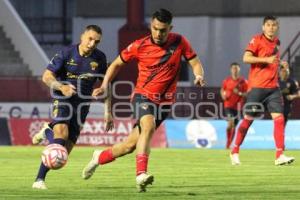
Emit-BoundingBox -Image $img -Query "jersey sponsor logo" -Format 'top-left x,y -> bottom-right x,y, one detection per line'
90,61 -> 99,70
66,72 -> 94,80
168,49 -> 175,55
67,58 -> 78,66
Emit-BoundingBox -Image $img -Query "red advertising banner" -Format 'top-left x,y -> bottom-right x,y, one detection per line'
8,118 -> 167,147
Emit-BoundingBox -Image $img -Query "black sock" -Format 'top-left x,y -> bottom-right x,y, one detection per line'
35,162 -> 50,181
35,138 -> 66,181
45,129 -> 54,143
53,138 -> 66,146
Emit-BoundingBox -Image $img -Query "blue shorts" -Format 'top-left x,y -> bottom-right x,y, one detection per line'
49,98 -> 90,143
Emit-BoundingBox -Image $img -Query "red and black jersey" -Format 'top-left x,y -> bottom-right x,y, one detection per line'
222,76 -> 248,110
245,33 -> 280,89
120,33 -> 197,104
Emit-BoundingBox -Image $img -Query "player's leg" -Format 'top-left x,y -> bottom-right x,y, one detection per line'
81,96 -> 141,178
230,89 -> 264,165
32,123 -> 69,189
230,115 -> 253,165
225,109 -> 237,149
82,123 -> 140,179
32,101 -> 71,189
267,89 -> 295,165
232,116 -> 239,143
135,114 -> 156,192
135,103 -> 170,192
226,120 -> 234,149
283,105 -> 290,128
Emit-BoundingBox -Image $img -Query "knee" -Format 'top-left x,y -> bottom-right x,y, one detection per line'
227,121 -> 235,129
140,121 -> 156,136
139,115 -> 156,134
53,123 -> 69,139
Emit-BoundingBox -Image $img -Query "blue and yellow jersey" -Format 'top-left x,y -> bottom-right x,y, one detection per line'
47,44 -> 107,100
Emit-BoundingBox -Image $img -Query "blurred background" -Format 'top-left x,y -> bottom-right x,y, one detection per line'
1,0 -> 300,149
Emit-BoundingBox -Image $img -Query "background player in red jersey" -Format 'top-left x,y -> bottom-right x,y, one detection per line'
279,67 -> 300,126
82,8 -> 205,192
230,16 -> 295,166
220,62 -> 248,149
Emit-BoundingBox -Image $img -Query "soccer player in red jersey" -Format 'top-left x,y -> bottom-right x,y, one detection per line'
82,8 -> 205,192
230,16 -> 295,166
220,62 -> 248,149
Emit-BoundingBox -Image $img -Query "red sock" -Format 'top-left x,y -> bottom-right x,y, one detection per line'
226,128 -> 235,149
232,119 -> 253,154
136,154 -> 149,176
274,115 -> 285,159
98,148 -> 115,165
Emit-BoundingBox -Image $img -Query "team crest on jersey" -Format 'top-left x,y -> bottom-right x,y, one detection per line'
140,103 -> 149,110
90,61 -> 99,70
67,58 -> 78,66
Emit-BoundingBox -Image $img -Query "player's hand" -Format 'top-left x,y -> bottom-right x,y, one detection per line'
280,60 -> 289,69
92,87 -> 106,100
266,55 -> 279,64
221,90 -> 227,100
104,113 -> 114,132
60,84 -> 76,97
233,88 -> 239,94
286,94 -> 295,101
194,75 -> 205,87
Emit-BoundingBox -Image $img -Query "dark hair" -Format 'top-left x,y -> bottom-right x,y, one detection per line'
263,16 -> 277,24
230,62 -> 240,67
85,25 -> 102,35
152,8 -> 173,24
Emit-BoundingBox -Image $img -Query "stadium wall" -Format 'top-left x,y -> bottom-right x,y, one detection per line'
0,0 -> 49,76
76,0 -> 300,17
3,114 -> 300,149
73,16 -> 300,87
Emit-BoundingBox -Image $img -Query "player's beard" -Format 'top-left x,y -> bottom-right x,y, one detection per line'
83,46 -> 94,56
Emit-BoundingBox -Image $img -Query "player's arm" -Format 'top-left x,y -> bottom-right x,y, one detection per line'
102,56 -> 125,89
236,90 -> 247,97
220,88 -> 227,100
188,56 -> 205,86
42,69 -> 76,97
243,51 -> 278,64
103,85 -> 114,131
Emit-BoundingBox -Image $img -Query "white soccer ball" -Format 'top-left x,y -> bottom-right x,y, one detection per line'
41,144 -> 68,170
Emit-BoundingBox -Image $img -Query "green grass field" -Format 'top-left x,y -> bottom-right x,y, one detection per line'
0,147 -> 300,200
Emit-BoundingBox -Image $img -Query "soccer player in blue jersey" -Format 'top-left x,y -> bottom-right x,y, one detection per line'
32,25 -> 114,189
